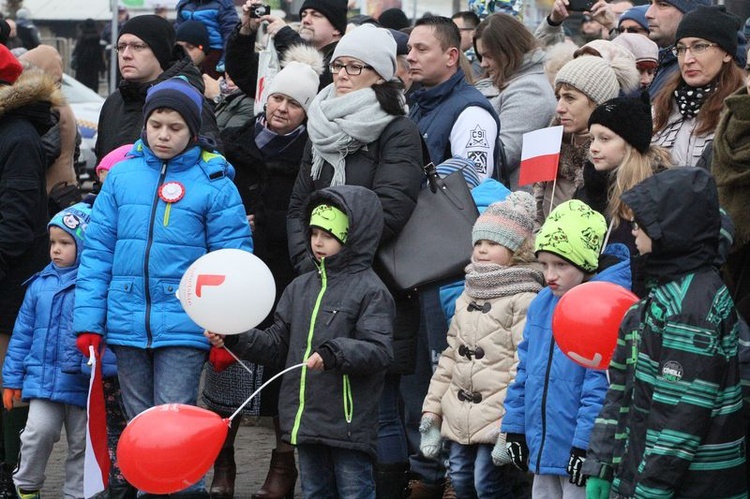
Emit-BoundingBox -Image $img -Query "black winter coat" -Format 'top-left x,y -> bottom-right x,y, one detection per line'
0,70 -> 56,335
287,115 -> 423,374
221,115 -> 307,314
229,186 -> 395,458
94,51 -> 222,163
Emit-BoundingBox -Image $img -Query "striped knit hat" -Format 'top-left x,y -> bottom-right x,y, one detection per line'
472,191 -> 535,252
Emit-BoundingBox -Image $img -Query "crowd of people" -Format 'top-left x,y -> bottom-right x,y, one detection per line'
1,0 -> 750,498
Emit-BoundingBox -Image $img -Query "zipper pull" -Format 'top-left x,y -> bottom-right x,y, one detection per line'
161,161 -> 167,174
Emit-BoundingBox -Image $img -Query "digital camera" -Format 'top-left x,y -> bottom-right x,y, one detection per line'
250,5 -> 271,18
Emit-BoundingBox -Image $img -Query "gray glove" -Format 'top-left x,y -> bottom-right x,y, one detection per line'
491,432 -> 511,466
418,413 -> 442,460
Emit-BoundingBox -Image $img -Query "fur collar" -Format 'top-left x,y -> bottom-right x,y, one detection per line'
0,68 -> 65,120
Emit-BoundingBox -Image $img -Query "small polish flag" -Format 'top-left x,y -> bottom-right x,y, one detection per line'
83,346 -> 110,498
518,126 -> 564,186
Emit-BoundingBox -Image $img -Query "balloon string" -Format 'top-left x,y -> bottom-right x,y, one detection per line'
226,355 -> 305,422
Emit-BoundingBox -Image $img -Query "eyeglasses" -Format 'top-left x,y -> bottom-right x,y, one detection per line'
115,42 -> 150,53
671,42 -> 717,58
618,26 -> 646,34
630,220 -> 640,231
329,62 -> 374,76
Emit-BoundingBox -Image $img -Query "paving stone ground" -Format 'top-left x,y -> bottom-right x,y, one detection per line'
42,417 -> 303,498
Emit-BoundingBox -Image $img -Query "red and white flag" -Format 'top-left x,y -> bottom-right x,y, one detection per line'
518,126 -> 564,186
83,347 -> 110,498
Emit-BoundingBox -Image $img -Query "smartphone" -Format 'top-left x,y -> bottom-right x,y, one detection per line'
250,4 -> 271,17
567,0 -> 595,11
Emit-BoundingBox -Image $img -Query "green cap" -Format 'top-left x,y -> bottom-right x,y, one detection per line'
310,204 -> 349,244
535,199 -> 606,273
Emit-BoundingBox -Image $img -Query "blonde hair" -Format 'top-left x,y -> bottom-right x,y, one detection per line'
510,237 -> 537,266
607,144 -> 672,226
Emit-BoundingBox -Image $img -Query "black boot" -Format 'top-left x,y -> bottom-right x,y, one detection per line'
107,483 -> 138,499
375,462 -> 409,499
0,464 -> 14,499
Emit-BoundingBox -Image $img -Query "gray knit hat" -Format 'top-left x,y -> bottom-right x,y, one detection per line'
555,56 -> 621,105
472,191 -> 535,252
331,24 -> 397,81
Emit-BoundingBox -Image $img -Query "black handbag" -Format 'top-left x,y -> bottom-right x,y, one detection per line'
376,162 -> 479,291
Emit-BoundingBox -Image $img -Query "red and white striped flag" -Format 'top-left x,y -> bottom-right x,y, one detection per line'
83,346 -> 110,498
518,126 -> 564,186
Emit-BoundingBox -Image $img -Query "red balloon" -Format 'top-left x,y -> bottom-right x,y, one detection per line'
117,404 -> 229,494
552,281 -> 638,370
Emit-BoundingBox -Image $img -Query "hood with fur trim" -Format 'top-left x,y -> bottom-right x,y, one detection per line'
0,68 -> 65,131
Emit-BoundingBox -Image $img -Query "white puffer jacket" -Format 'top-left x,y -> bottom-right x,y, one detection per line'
422,289 -> 537,445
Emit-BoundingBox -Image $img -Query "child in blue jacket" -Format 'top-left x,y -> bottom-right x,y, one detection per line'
2,203 -> 92,499
501,199 -> 632,498
73,78 -> 252,496
175,0 -> 240,77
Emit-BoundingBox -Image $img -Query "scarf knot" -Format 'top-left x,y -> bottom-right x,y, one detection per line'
306,84 -> 397,186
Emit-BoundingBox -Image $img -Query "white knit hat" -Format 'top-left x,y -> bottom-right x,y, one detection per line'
266,44 -> 324,111
331,24 -> 397,81
555,55 -> 636,105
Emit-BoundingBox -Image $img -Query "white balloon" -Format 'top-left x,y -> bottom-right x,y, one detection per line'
177,249 -> 276,335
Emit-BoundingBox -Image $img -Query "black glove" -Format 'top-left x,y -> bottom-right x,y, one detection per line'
505,433 -> 529,472
567,446 -> 587,487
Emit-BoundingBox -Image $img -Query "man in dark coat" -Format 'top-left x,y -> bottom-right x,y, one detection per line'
95,15 -> 222,163
0,45 -> 54,498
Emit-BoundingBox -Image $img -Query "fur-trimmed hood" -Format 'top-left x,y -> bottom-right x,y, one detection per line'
0,68 -> 65,121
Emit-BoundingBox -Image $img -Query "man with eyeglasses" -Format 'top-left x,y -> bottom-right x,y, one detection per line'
451,11 -> 482,77
224,0 -> 347,100
645,0 -> 709,98
95,14 -> 221,165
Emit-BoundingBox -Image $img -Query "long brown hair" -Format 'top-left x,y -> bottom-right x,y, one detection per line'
474,13 -> 538,90
652,59 -> 745,136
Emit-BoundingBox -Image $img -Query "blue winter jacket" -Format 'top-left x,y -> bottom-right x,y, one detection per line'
175,0 -> 240,51
501,243 -> 632,476
3,264 -> 88,408
73,140 -> 253,350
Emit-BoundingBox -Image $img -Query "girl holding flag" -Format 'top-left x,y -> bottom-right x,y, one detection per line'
533,51 -> 638,227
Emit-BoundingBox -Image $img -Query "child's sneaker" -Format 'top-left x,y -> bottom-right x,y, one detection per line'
16,488 -> 40,499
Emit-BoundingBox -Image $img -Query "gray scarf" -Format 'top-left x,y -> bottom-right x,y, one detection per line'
306,84 -> 396,186
464,262 -> 544,300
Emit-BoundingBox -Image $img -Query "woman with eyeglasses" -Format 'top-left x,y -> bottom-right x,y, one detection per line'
473,13 -> 557,189
651,5 -> 745,167
286,24 -> 423,497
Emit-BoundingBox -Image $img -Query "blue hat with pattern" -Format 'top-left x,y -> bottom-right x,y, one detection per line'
48,202 -> 92,260
468,0 -> 523,20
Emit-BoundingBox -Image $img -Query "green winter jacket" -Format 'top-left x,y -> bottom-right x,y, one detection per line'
583,168 -> 747,498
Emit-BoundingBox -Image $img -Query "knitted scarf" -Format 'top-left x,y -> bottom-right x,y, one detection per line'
464,262 -> 545,300
306,84 -> 396,186
712,87 -> 750,247
674,80 -> 716,119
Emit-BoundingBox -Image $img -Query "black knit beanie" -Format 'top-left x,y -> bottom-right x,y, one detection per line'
675,6 -> 741,59
588,93 -> 652,154
176,20 -> 210,54
299,0 -> 348,36
143,77 -> 203,140
119,14 -> 176,71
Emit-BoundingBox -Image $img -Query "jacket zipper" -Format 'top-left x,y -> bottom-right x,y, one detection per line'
535,335 -> 556,473
143,161 -> 168,349
291,259 -> 327,444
